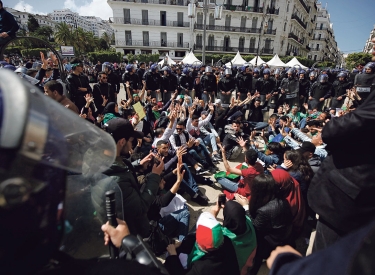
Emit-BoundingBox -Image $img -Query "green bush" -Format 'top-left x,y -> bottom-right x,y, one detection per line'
3,46 -> 23,55
87,51 -> 123,63
20,48 -> 49,57
126,53 -> 160,64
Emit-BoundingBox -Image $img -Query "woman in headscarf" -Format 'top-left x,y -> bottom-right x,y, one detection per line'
182,95 -> 193,109
164,209 -> 240,275
102,102 -> 119,124
271,169 -> 306,235
222,201 -> 257,275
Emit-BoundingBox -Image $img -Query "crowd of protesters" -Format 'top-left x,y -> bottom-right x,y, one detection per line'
2,45 -> 375,275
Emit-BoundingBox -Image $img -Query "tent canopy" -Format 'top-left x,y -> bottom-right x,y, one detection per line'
225,51 -> 247,67
181,51 -> 202,65
285,57 -> 308,69
158,54 -> 176,66
266,54 -> 286,68
249,56 -> 266,66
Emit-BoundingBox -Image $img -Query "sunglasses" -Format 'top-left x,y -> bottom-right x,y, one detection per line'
101,77 -> 107,79
176,128 -> 184,131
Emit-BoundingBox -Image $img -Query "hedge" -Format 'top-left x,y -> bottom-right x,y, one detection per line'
126,53 -> 160,64
87,51 -> 123,63
20,48 -> 49,58
3,46 -> 23,55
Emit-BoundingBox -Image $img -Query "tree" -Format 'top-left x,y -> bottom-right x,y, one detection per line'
101,32 -> 110,48
27,15 -> 40,33
345,52 -> 372,70
99,38 -> 109,50
54,22 -> 73,46
33,26 -> 54,41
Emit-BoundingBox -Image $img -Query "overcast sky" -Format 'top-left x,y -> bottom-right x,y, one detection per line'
8,0 -> 374,53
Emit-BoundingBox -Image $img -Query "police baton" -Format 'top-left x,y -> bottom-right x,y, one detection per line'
105,190 -> 120,259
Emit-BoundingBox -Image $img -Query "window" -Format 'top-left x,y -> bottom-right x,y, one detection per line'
209,13 -> 214,28
223,36 -> 230,51
177,33 -> 183,47
317,43 -> 320,50
252,17 -> 258,29
239,37 -> 245,51
225,15 -> 231,31
264,38 -> 271,49
177,12 -> 183,27
286,3 -> 289,12
208,35 -> 215,50
284,22 -> 287,31
123,9 -> 130,24
125,31 -> 132,45
160,11 -> 166,26
314,55 -> 317,61
196,34 -> 203,46
250,37 -> 256,50
161,32 -> 167,46
142,10 -> 148,25
143,31 -> 149,46
240,16 -> 246,31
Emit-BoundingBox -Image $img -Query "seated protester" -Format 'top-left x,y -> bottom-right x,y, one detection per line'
283,124 -> 327,161
278,150 -> 314,203
43,80 -> 79,114
147,159 -> 190,242
186,104 -> 221,161
222,121 -> 246,160
156,140 -> 209,205
92,71 -> 116,115
199,110 -> 222,157
287,105 -> 307,127
145,92 -> 176,124
193,99 -> 206,117
214,99 -> 232,139
236,174 -> 293,275
297,142 -> 321,173
275,105 -> 286,117
102,102 -> 120,124
222,201 -> 257,275
268,114 -> 281,140
298,104 -> 329,129
152,111 -> 177,147
164,210 -> 240,275
218,145 -> 263,200
132,113 -> 154,154
170,121 -> 218,174
80,94 -> 102,126
248,93 -> 272,122
271,169 -> 306,236
250,140 -> 284,168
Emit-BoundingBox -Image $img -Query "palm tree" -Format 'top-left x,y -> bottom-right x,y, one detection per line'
101,32 -> 110,48
54,22 -> 73,46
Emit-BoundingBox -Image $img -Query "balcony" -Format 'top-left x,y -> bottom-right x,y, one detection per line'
223,5 -> 265,13
297,0 -> 310,13
306,45 -> 311,51
194,45 -> 259,53
315,27 -> 328,30
264,29 -> 277,35
195,24 -> 261,34
311,47 -> 320,51
109,0 -> 188,5
109,17 -> 190,27
288,32 -> 304,45
261,48 -> 274,54
311,37 -> 323,40
266,7 -> 280,15
291,14 -> 307,29
116,40 -> 189,48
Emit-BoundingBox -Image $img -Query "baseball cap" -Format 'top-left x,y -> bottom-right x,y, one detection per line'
105,118 -> 144,142
215,99 -> 221,105
298,141 -> 316,154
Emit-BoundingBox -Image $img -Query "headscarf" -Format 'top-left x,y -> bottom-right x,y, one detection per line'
102,102 -> 116,115
271,169 -> 306,233
223,200 -> 247,235
182,95 -> 193,108
81,107 -> 95,123
222,201 -> 257,274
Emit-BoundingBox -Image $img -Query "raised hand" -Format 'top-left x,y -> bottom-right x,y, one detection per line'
236,136 -> 248,147
101,95 -> 108,105
151,157 -> 164,175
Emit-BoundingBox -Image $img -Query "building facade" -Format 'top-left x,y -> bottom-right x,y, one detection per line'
48,9 -> 114,37
308,3 -> 341,64
6,7 -> 57,32
363,25 -> 375,54
108,0 -> 338,62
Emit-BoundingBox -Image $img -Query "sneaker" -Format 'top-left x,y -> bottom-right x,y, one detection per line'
196,167 -> 208,175
197,190 -> 209,201
212,157 -> 220,163
208,167 -> 218,174
200,178 -> 214,186
213,153 -> 222,160
191,195 -> 209,206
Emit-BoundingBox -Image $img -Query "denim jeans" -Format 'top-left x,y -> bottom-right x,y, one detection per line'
217,177 -> 239,192
201,93 -> 209,104
159,204 -> 190,241
195,139 -> 214,166
181,163 -> 199,197
299,117 -> 307,129
203,133 -> 218,152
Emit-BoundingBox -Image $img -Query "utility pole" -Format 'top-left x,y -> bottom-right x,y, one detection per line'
202,0 -> 208,65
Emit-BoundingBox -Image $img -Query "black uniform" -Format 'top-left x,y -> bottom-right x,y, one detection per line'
66,73 -> 93,111
308,82 -> 332,110
107,72 -> 120,94
201,73 -> 218,102
161,74 -> 178,103
236,72 -> 252,101
331,79 -> 353,108
218,75 -> 236,105
122,71 -> 140,92
92,82 -> 116,115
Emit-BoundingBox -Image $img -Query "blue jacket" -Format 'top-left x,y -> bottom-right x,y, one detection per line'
0,8 -> 19,36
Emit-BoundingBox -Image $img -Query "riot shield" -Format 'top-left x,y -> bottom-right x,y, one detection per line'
60,173 -> 124,259
282,79 -> 299,107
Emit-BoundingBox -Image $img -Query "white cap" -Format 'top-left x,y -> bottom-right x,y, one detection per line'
215,99 -> 221,105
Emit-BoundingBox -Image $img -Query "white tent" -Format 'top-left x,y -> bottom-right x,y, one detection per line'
158,54 -> 176,66
225,51 -> 247,67
249,56 -> 266,66
285,57 -> 308,69
266,54 -> 286,68
181,51 -> 202,65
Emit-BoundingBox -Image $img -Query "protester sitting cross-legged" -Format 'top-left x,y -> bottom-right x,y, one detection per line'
154,140 -> 210,206
222,121 -> 247,160
147,155 -> 190,243
164,206 -> 241,275
169,121 -> 218,174
250,139 -> 284,168
217,144 -> 263,200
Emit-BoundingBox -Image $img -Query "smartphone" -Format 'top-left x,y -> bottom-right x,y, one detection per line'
218,194 -> 226,206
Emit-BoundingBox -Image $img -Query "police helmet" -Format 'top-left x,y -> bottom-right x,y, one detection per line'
225,68 -> 232,75
337,72 -> 347,79
309,71 -> 316,77
253,68 -> 260,74
126,64 -> 135,72
319,74 -> 329,83
364,62 -> 375,73
183,67 -> 190,75
150,64 -> 159,72
205,66 -> 212,73
161,66 -> 171,74
15,67 -> 28,74
263,68 -> 271,75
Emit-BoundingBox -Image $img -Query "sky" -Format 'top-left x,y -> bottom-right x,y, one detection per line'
7,0 -> 374,53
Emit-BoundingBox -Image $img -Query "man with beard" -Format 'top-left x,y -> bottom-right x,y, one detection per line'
93,71 -> 116,115
103,62 -> 120,96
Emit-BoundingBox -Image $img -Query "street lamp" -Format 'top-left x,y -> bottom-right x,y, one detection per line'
188,0 -> 222,65
255,12 -> 270,67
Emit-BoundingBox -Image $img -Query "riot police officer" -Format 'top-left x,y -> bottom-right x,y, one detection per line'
235,65 -> 252,101
299,70 -> 310,106
331,72 -> 353,108
218,68 -> 236,107
354,62 -> 375,103
161,66 -> 178,104
309,74 -> 333,111
255,68 -> 275,106
279,68 -> 299,107
122,64 -> 140,96
144,64 -> 162,101
201,66 -> 217,103
251,68 -> 261,94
